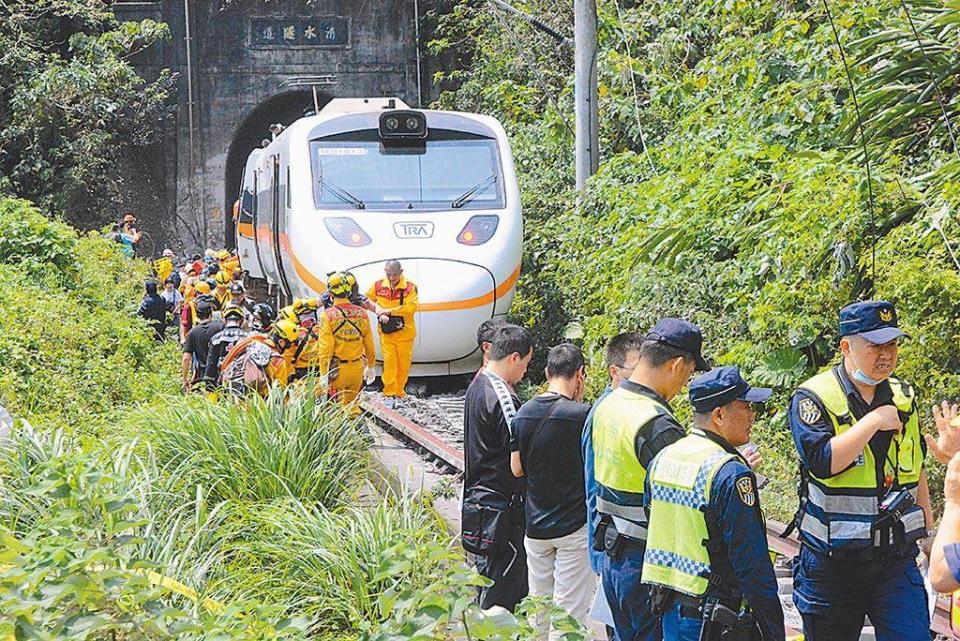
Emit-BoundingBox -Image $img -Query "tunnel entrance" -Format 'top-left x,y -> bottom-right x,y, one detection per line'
223,89 -> 330,248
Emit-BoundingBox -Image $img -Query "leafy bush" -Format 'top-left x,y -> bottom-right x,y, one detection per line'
225,495 -> 449,632
0,196 -> 178,431
130,388 -> 370,505
0,433 -> 308,640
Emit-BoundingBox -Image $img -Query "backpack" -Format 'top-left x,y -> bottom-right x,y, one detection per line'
220,336 -> 276,396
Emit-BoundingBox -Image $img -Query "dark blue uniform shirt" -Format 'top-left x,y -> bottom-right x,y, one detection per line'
582,385 -> 613,574
646,429 -> 785,641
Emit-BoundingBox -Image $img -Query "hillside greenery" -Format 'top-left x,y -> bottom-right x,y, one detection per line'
431,0 -> 960,511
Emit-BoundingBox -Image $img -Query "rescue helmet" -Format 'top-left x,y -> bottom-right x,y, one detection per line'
272,318 -> 301,343
277,306 -> 299,326
230,282 -> 244,295
345,271 -> 359,295
222,304 -> 245,323
214,270 -> 231,286
216,249 -> 231,260
327,272 -> 351,298
205,278 -> 217,291
193,280 -> 212,295
292,297 -> 319,314
162,248 -> 175,258
251,303 -> 275,330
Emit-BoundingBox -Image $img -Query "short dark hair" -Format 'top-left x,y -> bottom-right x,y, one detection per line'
477,318 -> 510,348
489,325 -> 533,361
605,332 -> 644,368
546,343 -> 584,379
164,276 -> 177,285
638,339 -> 693,369
195,302 -> 213,319
145,278 -> 158,293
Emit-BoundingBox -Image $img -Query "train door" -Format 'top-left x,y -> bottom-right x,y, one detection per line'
270,155 -> 292,301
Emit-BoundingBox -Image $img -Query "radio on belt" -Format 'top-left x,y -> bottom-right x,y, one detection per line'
379,110 -> 428,140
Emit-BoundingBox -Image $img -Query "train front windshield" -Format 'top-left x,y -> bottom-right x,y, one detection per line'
310,129 -> 505,210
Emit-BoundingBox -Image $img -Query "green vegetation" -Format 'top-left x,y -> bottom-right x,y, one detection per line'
0,197 -> 179,432
0,1 -> 172,228
432,0 -> 960,512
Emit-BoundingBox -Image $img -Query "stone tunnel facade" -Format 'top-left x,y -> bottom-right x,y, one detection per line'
114,0 -> 421,252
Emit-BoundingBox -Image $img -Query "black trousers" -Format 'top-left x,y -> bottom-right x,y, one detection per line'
475,518 -> 528,611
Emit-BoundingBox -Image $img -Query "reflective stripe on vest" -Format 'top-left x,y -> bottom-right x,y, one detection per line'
797,370 -> 925,551
642,432 -> 736,597
592,388 -> 672,540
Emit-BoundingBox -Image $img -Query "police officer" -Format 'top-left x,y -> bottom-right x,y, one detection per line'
591,318 -> 710,641
789,300 -> 932,641
643,366 -> 783,641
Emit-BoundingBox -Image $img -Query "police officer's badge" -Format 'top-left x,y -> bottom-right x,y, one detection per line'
798,397 -> 821,425
736,477 -> 756,506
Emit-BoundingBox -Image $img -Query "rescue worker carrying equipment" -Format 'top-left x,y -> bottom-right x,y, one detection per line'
204,305 -> 250,390
316,272 -> 376,415
154,249 -> 175,285
213,270 -> 231,308
219,318 -> 298,397
367,260 -> 418,407
642,366 -> 783,641
787,300 -> 932,641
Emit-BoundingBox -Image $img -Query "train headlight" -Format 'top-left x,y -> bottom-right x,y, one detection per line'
325,217 -> 372,247
457,215 -> 499,246
379,110 -> 427,140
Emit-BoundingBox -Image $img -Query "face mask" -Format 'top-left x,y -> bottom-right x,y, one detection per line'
851,368 -> 885,386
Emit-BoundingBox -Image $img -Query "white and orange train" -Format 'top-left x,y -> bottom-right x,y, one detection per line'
234,97 -> 523,376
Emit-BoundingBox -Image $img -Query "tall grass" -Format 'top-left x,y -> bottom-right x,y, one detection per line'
224,494 -> 450,631
129,388 -> 369,506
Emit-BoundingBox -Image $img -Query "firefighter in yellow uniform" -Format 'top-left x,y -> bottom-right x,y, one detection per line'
317,273 -> 376,415
279,298 -> 322,383
154,249 -> 175,284
366,260 -> 417,408
213,270 -> 232,309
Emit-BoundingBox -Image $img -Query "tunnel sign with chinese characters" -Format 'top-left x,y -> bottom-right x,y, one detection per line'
250,17 -> 350,47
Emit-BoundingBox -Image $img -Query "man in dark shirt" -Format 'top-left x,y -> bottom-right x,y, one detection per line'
181,302 -> 224,394
137,279 -> 169,340
510,343 -> 592,633
203,304 -> 249,390
462,324 -> 533,611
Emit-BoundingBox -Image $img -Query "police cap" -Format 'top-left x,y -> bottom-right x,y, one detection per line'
839,300 -> 908,344
689,366 -> 772,413
645,318 -> 711,371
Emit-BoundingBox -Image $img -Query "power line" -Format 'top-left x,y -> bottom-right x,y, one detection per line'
485,0 -> 573,48
821,0 -> 878,280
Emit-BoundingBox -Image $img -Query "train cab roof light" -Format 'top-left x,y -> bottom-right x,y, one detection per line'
379,110 -> 427,140
325,217 -> 372,247
457,215 -> 499,246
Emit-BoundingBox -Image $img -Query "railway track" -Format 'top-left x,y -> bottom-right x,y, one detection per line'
361,394 -> 957,639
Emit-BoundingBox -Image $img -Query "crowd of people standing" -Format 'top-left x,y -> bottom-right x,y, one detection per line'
461,302 -> 960,641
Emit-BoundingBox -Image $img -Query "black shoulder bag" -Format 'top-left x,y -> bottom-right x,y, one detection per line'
379,289 -> 406,334
461,398 -> 560,556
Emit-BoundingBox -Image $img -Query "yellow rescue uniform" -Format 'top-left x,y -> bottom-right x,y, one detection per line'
154,257 -> 174,284
367,276 -> 418,398
317,299 -> 376,415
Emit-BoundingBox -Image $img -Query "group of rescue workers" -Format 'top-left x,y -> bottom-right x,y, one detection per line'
461,300 -> 960,641
142,246 -> 418,415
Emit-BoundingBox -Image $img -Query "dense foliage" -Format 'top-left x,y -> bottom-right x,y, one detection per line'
432,0 -> 960,510
0,1 -> 172,228
0,197 -> 179,431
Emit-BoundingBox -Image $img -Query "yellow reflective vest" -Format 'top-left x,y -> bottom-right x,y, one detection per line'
643,431 -> 738,596
591,387 -> 673,541
796,369 -> 925,554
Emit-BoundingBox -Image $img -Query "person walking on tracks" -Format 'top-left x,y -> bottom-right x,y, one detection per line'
461,324 -> 534,612
316,272 -> 376,416
642,366 -> 783,641
788,300 -> 933,641
367,260 -> 418,408
510,343 -> 593,636
591,319 -> 709,641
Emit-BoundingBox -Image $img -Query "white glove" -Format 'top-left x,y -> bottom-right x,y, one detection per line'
364,368 -> 375,385
318,374 -> 330,388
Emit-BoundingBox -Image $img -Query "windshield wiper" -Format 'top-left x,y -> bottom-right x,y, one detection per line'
452,175 -> 497,209
318,177 -> 366,209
